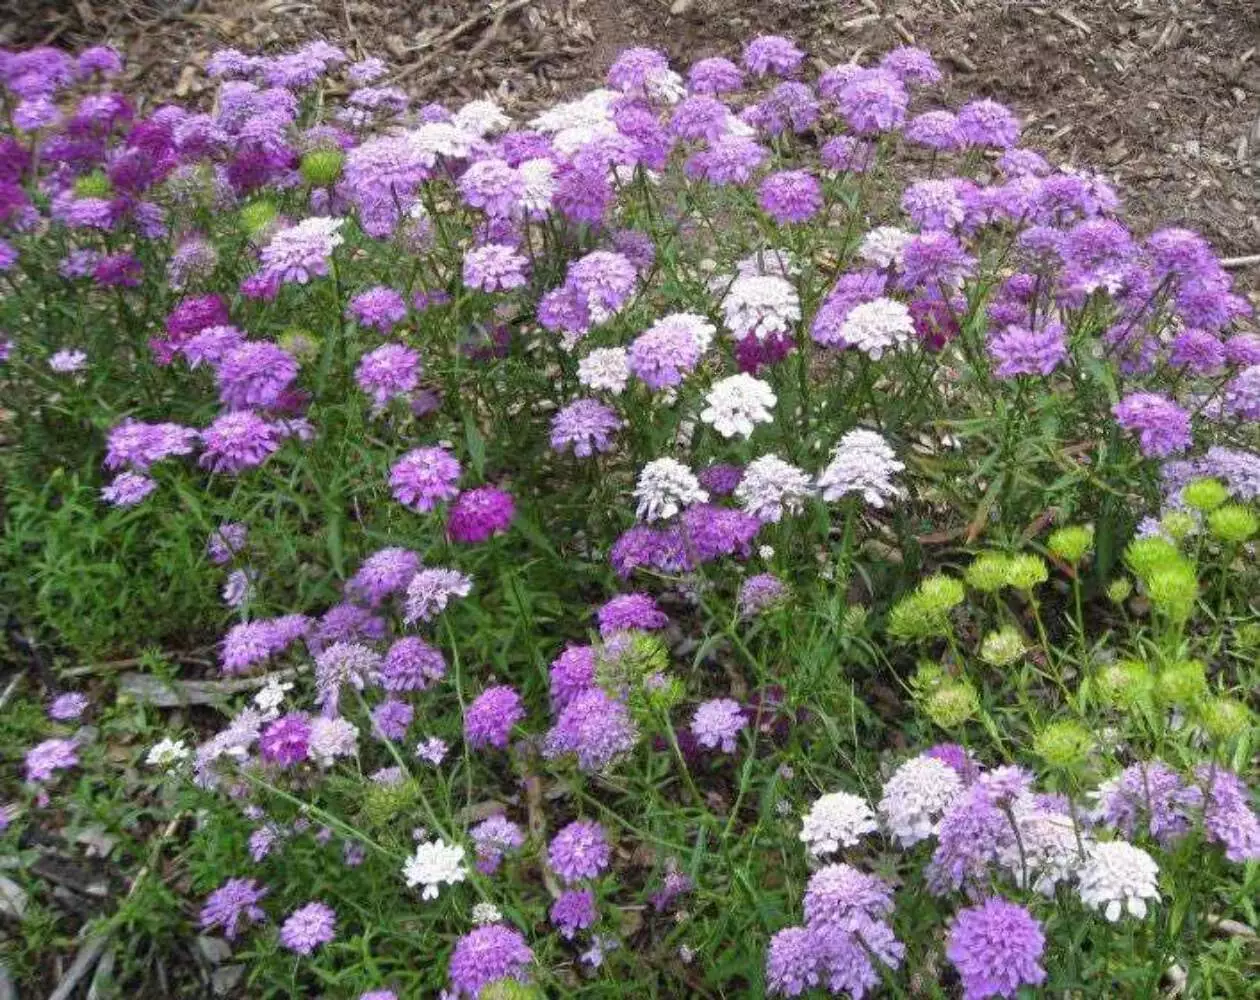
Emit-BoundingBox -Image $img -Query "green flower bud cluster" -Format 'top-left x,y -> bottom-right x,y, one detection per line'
1123,536 -> 1198,624
979,625 -> 1026,667
1033,720 -> 1094,770
963,551 -> 1049,594
912,662 -> 979,729
300,148 -> 346,187
887,574 -> 964,642
1047,524 -> 1094,564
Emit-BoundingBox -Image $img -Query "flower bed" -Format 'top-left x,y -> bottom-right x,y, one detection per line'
2,35 -> 1258,999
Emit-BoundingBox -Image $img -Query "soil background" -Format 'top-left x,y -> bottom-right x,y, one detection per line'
3,0 -> 1258,292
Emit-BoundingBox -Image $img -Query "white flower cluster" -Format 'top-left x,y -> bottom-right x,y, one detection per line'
735,455 -> 813,523
451,98 -> 511,137
403,838 -> 468,900
634,457 -> 709,521
999,798 -> 1089,896
858,226 -> 912,269
308,716 -> 358,768
517,158 -> 556,216
876,755 -> 964,847
1077,840 -> 1161,921
837,298 -> 916,359
700,374 -> 776,439
721,275 -> 801,342
471,901 -> 504,925
408,120 -> 479,162
578,347 -> 631,394
146,738 -> 191,771
817,428 -> 905,508
254,678 -> 293,719
799,791 -> 878,858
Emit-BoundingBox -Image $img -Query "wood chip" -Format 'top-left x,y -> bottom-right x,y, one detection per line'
1052,8 -> 1091,34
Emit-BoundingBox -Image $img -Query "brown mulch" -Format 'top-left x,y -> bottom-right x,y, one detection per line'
3,0 -> 1258,294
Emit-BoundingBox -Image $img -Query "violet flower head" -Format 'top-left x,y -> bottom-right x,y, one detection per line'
688,57 -> 744,95
447,486 -> 515,543
470,814 -> 526,874
738,573 -> 788,617
548,645 -> 596,710
216,341 -> 298,409
458,158 -> 523,218
1169,329 -> 1225,374
550,399 -> 622,458
101,472 -> 157,507
371,699 -> 414,741
743,36 -> 805,77
463,243 -> 529,292
347,547 -> 420,606
879,46 -> 942,85
1096,760 -> 1201,846
567,251 -> 638,325
904,110 -> 964,151
259,713 -> 311,767
691,698 -> 748,753
347,286 -> 407,331
1113,392 -> 1192,457
448,924 -> 534,999
946,899 -> 1046,999
199,410 -> 284,474
988,322 -> 1067,378
200,878 -> 267,939
465,685 -> 525,750
279,901 -> 336,956
838,69 -> 908,134
1198,765 -> 1260,862
747,82 -> 819,136
551,889 -> 597,939
355,344 -> 421,410
258,216 -> 344,284
48,692 -> 89,721
105,419 -> 199,472
759,170 -> 822,225
544,687 -> 638,771
389,446 -> 461,512
380,636 -> 446,692
628,312 -> 713,390
958,99 -> 1021,149
404,567 -> 472,623
898,231 -> 976,290
821,135 -> 876,173
902,178 -> 965,231
25,738 -> 78,783
207,523 -> 248,565
684,135 -> 768,186
548,819 -> 610,883
1224,365 -> 1260,421
597,593 -> 668,636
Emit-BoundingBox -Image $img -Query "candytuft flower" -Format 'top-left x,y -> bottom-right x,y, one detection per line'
403,838 -> 468,900
279,901 -> 336,955
700,374 -> 777,439
634,457 -> 708,522
800,791 -> 878,857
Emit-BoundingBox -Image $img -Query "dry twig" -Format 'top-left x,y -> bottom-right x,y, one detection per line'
391,0 -> 536,84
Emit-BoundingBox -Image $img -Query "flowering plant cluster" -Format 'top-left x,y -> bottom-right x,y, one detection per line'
2,34 -> 1257,999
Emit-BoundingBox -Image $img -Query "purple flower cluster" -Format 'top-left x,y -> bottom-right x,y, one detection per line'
465,685 -> 524,749
548,820 -> 610,883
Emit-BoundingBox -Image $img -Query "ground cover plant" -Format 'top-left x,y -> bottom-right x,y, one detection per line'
0,33 -> 1258,999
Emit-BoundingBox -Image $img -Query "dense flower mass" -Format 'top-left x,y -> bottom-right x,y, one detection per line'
5,33 -> 1259,1000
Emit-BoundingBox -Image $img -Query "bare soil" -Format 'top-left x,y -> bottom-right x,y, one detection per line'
3,0 -> 1258,294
